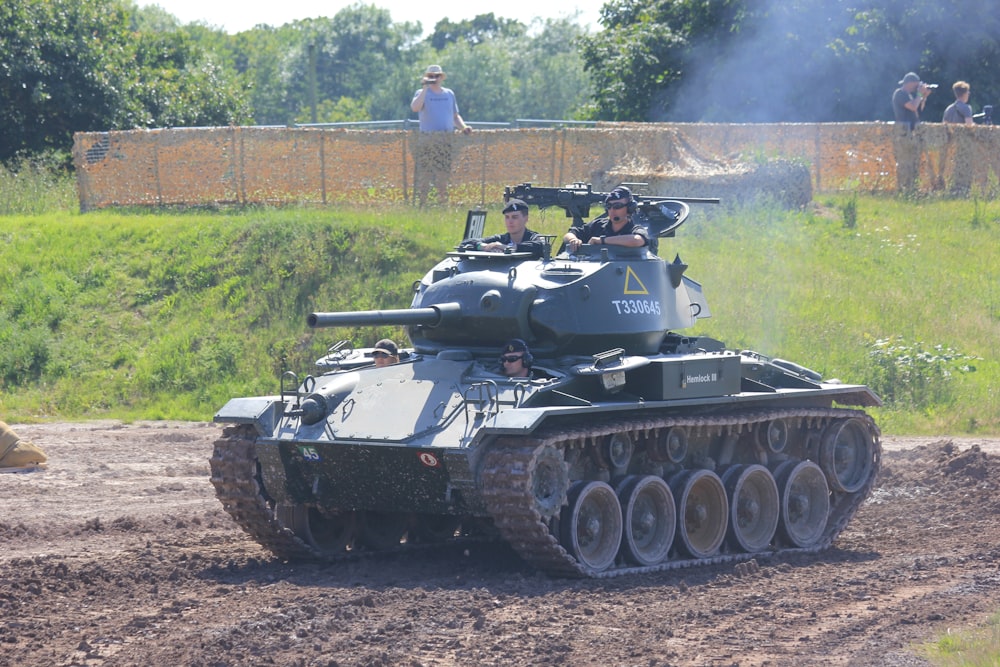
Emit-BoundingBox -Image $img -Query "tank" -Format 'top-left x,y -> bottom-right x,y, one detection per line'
210,182 -> 881,578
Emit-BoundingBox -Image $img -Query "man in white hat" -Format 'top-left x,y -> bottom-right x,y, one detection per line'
410,65 -> 471,206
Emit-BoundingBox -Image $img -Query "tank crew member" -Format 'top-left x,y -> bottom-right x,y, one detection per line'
462,199 -> 545,255
372,339 -> 399,368
562,186 -> 649,253
499,339 -> 532,378
0,420 -> 47,472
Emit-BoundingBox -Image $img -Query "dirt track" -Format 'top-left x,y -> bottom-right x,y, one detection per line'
3,421 -> 1000,666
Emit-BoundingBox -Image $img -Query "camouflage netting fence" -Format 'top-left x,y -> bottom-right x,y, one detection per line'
73,122 -> 1000,211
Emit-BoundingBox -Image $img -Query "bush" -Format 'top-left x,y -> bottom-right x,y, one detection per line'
864,336 -> 979,409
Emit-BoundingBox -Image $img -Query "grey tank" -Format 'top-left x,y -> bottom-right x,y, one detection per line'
210,182 -> 881,577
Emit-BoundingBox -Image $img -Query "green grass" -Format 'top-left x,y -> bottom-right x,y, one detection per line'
919,613 -> 1000,666
1,192 -> 999,432
675,195 -> 1000,435
0,158 -> 78,215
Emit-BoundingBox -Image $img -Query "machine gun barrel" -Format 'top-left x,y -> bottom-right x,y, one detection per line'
308,302 -> 462,329
660,197 -> 720,205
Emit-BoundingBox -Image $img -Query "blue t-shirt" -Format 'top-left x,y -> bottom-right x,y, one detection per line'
413,87 -> 459,132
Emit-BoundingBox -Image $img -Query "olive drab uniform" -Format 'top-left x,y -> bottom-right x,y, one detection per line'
0,420 -> 47,471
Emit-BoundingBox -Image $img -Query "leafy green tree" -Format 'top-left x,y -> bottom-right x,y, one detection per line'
582,0 -> 1000,123
580,0 -> 742,121
0,0 -> 137,161
0,0 -> 250,162
369,48 -> 433,122
428,13 -> 527,50
508,18 -> 594,120
282,6 -> 420,123
421,18 -> 592,125
221,26 -> 295,125
435,40 -> 519,123
295,97 -> 371,124
130,30 -> 251,128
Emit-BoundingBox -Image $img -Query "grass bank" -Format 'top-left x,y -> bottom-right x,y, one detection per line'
1,194 -> 998,432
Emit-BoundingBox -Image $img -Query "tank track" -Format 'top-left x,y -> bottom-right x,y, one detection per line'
480,407 -> 881,578
209,425 -> 319,560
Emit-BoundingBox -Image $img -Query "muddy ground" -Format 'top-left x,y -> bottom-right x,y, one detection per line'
2,421 -> 1000,667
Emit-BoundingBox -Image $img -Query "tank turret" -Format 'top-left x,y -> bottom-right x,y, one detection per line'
211,182 -> 882,579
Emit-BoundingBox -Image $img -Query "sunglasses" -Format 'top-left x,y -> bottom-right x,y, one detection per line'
373,351 -> 392,358
607,201 -> 629,210
500,355 -> 523,364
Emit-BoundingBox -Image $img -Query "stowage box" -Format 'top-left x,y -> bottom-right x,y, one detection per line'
627,353 -> 742,400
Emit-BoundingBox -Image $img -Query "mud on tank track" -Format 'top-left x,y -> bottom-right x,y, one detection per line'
3,420 -> 1000,666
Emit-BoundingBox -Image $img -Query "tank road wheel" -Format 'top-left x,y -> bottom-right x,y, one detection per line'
720,465 -> 779,552
358,511 -> 410,550
652,426 -> 688,463
756,419 -> 789,454
670,469 -> 728,558
603,433 -> 634,475
820,418 -> 876,493
530,445 -> 570,519
773,460 -> 830,548
275,504 -> 357,554
559,481 -> 623,573
616,475 -> 676,566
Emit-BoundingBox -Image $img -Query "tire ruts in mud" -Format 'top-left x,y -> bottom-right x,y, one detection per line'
480,407 -> 881,578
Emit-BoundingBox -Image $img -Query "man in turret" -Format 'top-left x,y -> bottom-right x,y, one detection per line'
562,186 -> 649,252
465,198 -> 544,255
0,420 -> 47,472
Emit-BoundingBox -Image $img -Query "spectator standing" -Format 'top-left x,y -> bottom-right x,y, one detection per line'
892,72 -> 933,129
943,81 -> 974,125
943,81 -> 975,196
891,72 -> 934,194
410,65 -> 471,207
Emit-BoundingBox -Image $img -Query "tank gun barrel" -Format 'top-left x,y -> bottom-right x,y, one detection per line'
308,302 -> 462,329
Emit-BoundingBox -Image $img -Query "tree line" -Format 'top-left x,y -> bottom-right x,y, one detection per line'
2,0 -> 997,165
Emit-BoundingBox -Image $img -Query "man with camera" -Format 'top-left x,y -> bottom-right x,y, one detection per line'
893,72 -> 935,130
892,72 -> 935,193
410,65 -> 471,207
